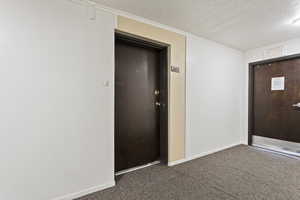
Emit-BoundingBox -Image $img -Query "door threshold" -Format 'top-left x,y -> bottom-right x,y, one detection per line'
252,136 -> 300,157
115,160 -> 161,176
252,143 -> 300,158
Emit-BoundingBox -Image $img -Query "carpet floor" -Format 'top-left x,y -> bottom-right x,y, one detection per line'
76,145 -> 300,200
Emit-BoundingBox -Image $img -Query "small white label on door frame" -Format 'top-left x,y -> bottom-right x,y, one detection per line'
271,77 -> 285,91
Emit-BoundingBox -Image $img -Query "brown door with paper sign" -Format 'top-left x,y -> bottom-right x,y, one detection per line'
253,58 -> 300,143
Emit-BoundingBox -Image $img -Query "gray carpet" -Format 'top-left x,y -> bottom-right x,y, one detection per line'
76,145 -> 300,200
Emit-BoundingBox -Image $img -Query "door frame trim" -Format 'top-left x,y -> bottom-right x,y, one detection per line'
248,53 -> 300,145
114,30 -> 170,173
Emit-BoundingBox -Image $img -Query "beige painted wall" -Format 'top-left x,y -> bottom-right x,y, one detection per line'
117,16 -> 186,162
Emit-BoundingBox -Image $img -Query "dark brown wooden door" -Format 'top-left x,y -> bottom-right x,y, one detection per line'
115,38 -> 160,172
254,58 -> 300,143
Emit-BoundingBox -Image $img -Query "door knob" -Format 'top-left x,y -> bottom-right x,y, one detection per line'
292,103 -> 300,108
154,90 -> 160,96
155,102 -> 161,106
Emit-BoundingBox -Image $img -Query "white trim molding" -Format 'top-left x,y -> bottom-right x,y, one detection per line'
51,181 -> 115,200
168,158 -> 187,167
168,143 -> 242,167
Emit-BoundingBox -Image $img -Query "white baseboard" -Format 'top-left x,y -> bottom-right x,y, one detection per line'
53,144 -> 242,198
51,181 -> 115,200
168,143 -> 242,167
168,158 -> 187,166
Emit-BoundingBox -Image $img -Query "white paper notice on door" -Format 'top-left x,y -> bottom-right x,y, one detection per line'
271,77 -> 285,91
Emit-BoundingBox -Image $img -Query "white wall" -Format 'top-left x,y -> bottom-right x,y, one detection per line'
242,37 -> 300,144
0,0 -> 249,199
0,1 -> 115,200
186,34 -> 244,158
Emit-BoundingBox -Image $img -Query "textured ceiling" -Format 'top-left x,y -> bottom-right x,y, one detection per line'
94,0 -> 300,51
